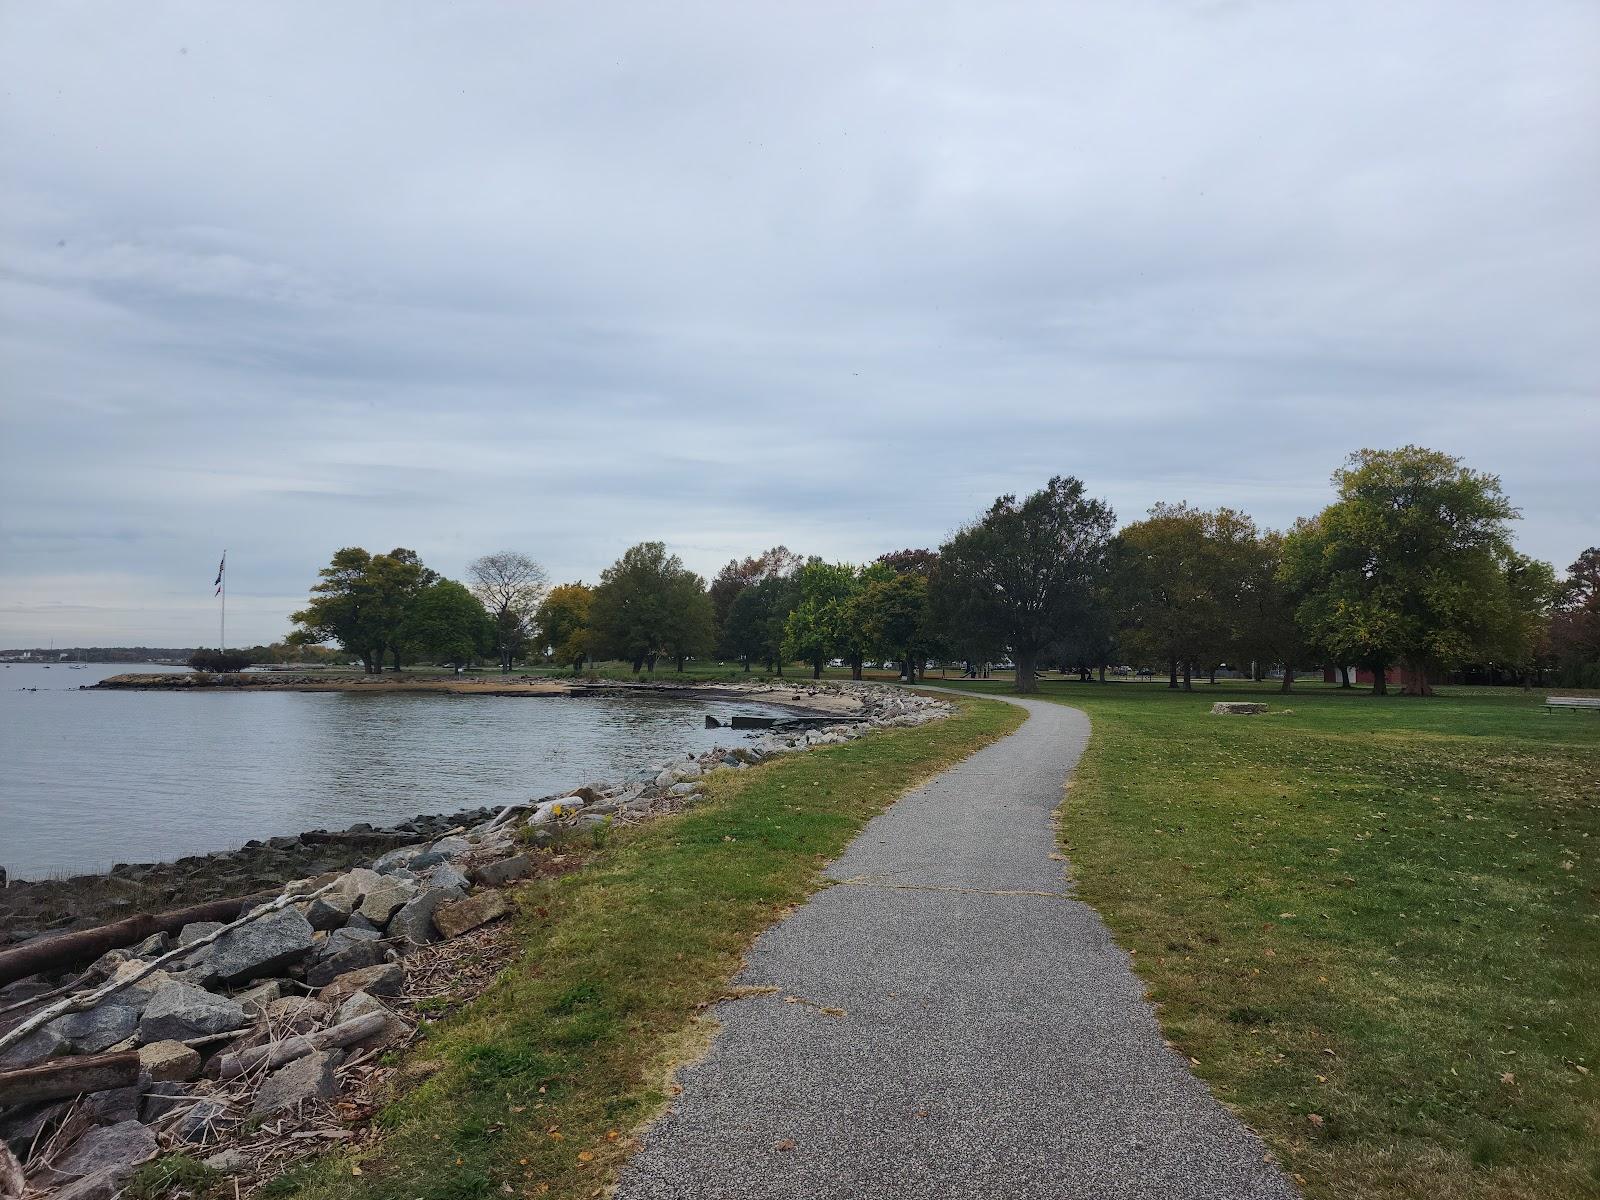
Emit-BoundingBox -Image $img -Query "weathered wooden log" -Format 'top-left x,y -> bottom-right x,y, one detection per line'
0,891 -> 276,989
214,1012 -> 388,1080
0,1051 -> 140,1109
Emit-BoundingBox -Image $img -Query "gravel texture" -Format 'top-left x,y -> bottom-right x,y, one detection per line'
616,694 -> 1300,1200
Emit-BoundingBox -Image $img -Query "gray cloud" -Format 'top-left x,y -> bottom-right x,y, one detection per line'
2,0 -> 1596,645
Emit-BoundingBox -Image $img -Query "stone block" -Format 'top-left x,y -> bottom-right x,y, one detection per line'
55,1120 -> 158,1178
138,1039 -> 202,1082
356,875 -> 418,925
469,854 -> 534,888
138,981 -> 247,1043
315,961 -> 404,1007
204,908 -> 315,983
252,1048 -> 341,1114
433,891 -> 510,939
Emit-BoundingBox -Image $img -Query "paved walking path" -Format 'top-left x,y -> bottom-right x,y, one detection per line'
615,695 -> 1298,1200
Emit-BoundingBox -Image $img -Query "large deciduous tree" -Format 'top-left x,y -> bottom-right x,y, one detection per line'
468,551 -> 549,672
1550,548 -> 1600,687
932,476 -> 1115,694
783,559 -> 859,679
401,579 -> 494,669
857,571 -> 931,683
590,542 -> 713,673
1285,446 -> 1540,696
290,546 -> 436,673
535,583 -> 594,673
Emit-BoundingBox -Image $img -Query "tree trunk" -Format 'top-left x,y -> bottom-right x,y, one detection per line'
1098,664 -> 1106,683
676,654 -> 687,672
1280,662 -> 1294,693
1182,661 -> 1193,691
631,654 -> 646,673
850,655 -> 863,681
1371,661 -> 1388,695
1339,665 -> 1351,688
1168,657 -> 1179,689
1253,660 -> 1265,682
1015,651 -> 1037,694
1208,666 -> 1217,685
1401,659 -> 1433,697
646,653 -> 657,672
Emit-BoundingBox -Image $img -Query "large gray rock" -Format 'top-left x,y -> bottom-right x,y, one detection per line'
410,835 -> 470,869
372,846 -> 421,874
52,1002 -> 139,1054
55,1120 -> 157,1177
1212,701 -> 1267,715
204,908 -> 315,983
470,854 -> 533,888
85,1082 -> 145,1124
233,978 -> 285,1016
304,938 -> 389,986
304,890 -> 355,930
333,867 -> 384,903
139,1039 -> 202,1082
138,981 -> 247,1042
388,887 -> 458,948
316,962 -> 404,1007
172,1097 -> 236,1145
252,1048 -> 341,1114
427,862 -> 471,892
356,875 -> 417,924
177,921 -> 224,946
53,1169 -> 122,1200
0,1023 -> 67,1069
433,890 -> 510,939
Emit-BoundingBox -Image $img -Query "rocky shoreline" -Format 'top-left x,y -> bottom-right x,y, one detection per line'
0,684 -> 948,1198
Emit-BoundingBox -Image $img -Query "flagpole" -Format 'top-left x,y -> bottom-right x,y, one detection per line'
219,551 -> 227,652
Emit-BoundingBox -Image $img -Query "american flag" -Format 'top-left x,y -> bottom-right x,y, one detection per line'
214,552 -> 226,596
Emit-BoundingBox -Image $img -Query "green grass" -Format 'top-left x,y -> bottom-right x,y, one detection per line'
938,678 -> 1600,1200
279,693 -> 1024,1200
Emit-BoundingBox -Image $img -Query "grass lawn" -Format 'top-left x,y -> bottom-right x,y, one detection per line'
267,693 -> 1024,1200
939,678 -> 1600,1200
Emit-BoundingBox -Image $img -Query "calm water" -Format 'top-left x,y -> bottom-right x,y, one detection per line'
0,663 -> 788,880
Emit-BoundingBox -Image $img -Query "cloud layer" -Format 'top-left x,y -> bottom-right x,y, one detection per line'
2,1 -> 1596,644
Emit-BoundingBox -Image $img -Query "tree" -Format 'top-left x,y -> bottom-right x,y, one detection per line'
401,579 -> 494,668
1238,529 -> 1307,692
1113,504 -> 1250,690
1550,548 -> 1600,687
663,569 -> 716,673
932,476 -> 1115,694
1285,447 -> 1534,696
188,649 -> 254,673
535,583 -> 594,673
290,547 -> 385,672
838,562 -> 896,679
289,547 -> 437,673
857,571 -> 931,682
710,546 -> 801,632
783,559 -> 858,678
590,542 -> 713,673
469,551 -> 549,672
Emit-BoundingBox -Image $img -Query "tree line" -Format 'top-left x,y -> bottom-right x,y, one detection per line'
284,446 -> 1595,697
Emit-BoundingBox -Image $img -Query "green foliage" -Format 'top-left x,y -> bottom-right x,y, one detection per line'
125,1154 -> 221,1200
589,542 -> 713,672
855,570 -> 931,679
1282,447 -> 1548,695
932,475 -> 1116,692
289,546 -> 437,673
535,582 -> 595,672
187,648 -> 254,672
782,558 -> 859,677
400,579 -> 494,668
1550,548 -> 1600,686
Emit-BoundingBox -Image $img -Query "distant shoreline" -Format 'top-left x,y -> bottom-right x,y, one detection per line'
89,671 -> 863,715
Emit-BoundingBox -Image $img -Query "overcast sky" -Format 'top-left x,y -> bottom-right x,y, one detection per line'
1,2 -> 1596,647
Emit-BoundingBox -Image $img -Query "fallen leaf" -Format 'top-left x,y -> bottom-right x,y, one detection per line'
1307,1114 -> 1324,1128
1501,1072 -> 1516,1085
578,1151 -> 594,1163
775,1139 -> 796,1152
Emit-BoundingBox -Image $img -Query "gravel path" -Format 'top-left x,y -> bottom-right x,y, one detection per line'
615,694 -> 1299,1200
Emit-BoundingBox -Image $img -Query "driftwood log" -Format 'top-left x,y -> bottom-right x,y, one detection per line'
0,1051 -> 140,1109
0,891 -> 277,989
213,1012 -> 387,1080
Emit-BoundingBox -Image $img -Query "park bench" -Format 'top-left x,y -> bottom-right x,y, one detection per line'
1543,696 -> 1600,713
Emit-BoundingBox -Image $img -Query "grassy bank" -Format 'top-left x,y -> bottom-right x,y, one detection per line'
941,679 -> 1600,1200
271,693 -> 1023,1200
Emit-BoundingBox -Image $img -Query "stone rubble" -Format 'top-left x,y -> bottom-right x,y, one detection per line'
0,682 -> 947,1194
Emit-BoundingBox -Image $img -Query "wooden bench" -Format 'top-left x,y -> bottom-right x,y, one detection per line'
1543,696 -> 1600,713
